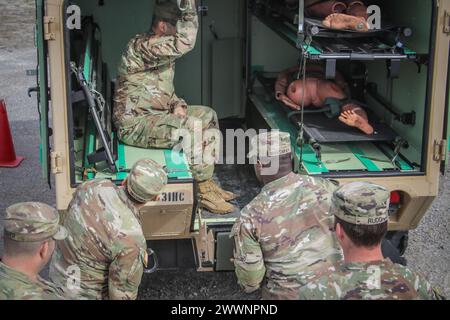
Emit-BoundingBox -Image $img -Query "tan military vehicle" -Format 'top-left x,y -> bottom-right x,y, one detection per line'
32,0 -> 449,271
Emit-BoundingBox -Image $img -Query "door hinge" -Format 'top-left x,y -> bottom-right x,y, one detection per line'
50,152 -> 63,174
43,16 -> 56,41
433,139 -> 447,162
444,11 -> 450,34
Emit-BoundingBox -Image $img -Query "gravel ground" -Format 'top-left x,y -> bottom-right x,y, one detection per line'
404,166 -> 450,298
0,0 -> 448,300
0,0 -> 35,50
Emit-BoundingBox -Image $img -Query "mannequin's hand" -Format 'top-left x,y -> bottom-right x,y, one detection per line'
279,94 -> 301,110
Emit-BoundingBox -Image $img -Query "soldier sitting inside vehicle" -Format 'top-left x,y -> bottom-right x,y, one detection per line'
231,131 -> 343,300
113,0 -> 235,214
298,182 -> 442,300
0,202 -> 67,300
49,159 -> 167,300
275,64 -> 375,135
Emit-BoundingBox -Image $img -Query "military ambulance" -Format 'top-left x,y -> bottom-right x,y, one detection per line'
32,0 -> 449,271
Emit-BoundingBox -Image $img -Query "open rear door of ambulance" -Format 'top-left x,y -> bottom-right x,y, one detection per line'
34,0 -> 51,186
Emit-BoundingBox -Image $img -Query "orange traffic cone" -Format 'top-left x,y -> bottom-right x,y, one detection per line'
0,99 -> 24,168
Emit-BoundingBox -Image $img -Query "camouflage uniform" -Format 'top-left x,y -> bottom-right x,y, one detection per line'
1,202 -> 67,300
231,132 -> 343,300
298,259 -> 440,300
0,262 -> 62,300
49,159 -> 167,300
298,182 -> 440,300
113,0 -> 218,182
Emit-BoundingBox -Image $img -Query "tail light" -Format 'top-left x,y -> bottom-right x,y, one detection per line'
389,191 -> 402,216
390,191 -> 401,204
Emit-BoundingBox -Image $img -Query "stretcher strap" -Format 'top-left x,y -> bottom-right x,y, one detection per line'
348,145 -> 382,172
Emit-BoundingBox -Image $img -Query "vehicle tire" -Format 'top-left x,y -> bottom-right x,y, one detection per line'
382,231 -> 409,266
385,231 -> 409,256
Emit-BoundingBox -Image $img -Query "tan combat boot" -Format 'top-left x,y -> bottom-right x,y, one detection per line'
198,179 -> 237,202
198,192 -> 235,215
198,181 -> 235,215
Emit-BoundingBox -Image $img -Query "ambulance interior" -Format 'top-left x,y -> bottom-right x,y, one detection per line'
66,0 -> 436,215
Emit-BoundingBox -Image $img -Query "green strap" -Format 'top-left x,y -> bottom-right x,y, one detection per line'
163,150 -> 191,179
378,144 -> 414,171
349,145 -> 382,172
295,143 -> 329,174
304,44 -> 321,56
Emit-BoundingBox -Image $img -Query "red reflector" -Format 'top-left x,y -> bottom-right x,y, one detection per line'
390,191 -> 401,204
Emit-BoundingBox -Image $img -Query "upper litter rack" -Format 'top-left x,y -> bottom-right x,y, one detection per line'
250,0 -> 417,79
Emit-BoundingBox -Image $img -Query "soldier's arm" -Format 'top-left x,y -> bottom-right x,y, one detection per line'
108,242 -> 146,300
275,67 -> 298,99
139,1 -> 198,65
415,274 -> 445,300
169,93 -> 188,115
231,216 -> 266,293
397,265 -> 444,300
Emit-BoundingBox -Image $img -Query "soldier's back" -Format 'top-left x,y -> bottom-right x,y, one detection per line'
49,179 -> 145,300
299,259 -> 439,300
119,34 -> 159,74
114,33 -> 177,121
242,172 -> 342,299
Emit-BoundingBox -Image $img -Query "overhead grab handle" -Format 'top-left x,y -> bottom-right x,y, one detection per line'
177,0 -> 190,12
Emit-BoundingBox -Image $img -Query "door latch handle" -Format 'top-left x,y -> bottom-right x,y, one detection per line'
28,87 -> 39,98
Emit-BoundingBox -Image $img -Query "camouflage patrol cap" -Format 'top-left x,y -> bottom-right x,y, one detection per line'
3,202 -> 68,242
248,131 -> 292,159
127,159 -> 168,203
331,182 -> 390,226
153,1 -> 182,25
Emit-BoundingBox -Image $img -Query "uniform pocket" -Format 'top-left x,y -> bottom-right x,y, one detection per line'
126,248 -> 146,287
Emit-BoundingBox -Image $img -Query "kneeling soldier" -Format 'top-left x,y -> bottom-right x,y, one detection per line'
231,131 -> 343,300
49,159 -> 167,300
1,202 -> 67,300
299,182 -> 442,300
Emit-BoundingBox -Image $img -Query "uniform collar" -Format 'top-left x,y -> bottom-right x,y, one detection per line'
147,29 -> 156,37
262,172 -> 297,191
0,260 -> 39,285
117,187 -> 141,220
341,259 -> 393,271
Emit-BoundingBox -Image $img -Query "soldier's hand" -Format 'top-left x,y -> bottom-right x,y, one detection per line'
173,105 -> 187,117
